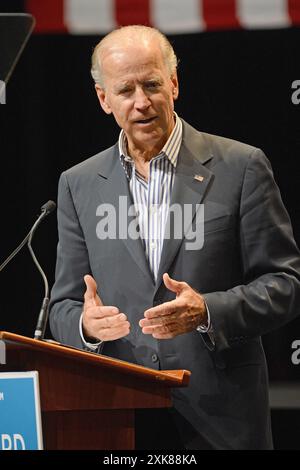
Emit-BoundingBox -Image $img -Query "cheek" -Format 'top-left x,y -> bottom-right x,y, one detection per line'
161,92 -> 175,108
111,103 -> 126,119
158,96 -> 175,117
114,107 -> 132,130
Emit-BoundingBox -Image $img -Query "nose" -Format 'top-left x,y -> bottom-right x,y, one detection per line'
134,87 -> 151,110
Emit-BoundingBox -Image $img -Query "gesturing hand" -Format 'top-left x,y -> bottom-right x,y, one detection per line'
139,273 -> 207,339
82,274 -> 130,341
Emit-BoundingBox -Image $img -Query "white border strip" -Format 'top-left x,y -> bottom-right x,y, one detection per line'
151,0 -> 205,33
65,0 -> 116,34
237,0 -> 291,28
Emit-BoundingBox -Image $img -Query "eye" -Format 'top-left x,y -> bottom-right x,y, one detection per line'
121,89 -> 131,95
145,81 -> 160,90
118,86 -> 133,95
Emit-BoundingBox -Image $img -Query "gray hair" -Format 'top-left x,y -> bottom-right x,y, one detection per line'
91,25 -> 178,88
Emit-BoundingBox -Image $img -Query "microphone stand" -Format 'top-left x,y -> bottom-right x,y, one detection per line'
28,210 -> 51,340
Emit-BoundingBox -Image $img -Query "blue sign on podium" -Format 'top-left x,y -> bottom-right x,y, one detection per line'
0,371 -> 43,450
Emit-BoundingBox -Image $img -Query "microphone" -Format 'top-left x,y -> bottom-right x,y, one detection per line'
0,200 -> 56,340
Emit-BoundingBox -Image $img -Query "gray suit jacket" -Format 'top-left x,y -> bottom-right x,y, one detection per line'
50,120 -> 300,449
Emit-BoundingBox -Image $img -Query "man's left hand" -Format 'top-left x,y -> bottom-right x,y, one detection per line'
139,273 -> 208,339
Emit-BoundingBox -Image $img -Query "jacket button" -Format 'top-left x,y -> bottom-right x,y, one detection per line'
151,353 -> 158,363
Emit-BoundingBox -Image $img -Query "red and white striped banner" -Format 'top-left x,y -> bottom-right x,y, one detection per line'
25,0 -> 300,34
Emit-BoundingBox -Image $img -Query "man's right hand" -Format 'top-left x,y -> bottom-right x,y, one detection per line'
82,274 -> 130,341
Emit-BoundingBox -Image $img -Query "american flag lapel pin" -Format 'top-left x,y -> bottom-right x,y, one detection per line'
194,174 -> 204,182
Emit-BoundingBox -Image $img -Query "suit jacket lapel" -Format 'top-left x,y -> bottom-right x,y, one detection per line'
155,121 -> 214,289
97,145 -> 154,284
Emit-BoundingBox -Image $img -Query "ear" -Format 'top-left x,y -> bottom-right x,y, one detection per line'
95,84 -> 112,114
170,72 -> 179,101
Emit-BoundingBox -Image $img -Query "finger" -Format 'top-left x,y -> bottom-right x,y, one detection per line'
139,314 -> 178,328
144,300 -> 185,319
98,323 -> 130,341
141,323 -> 177,338
163,273 -> 186,294
84,274 -> 97,300
98,313 -> 128,329
82,312 -> 127,340
84,305 -> 120,320
87,313 -> 128,335
84,274 -> 103,306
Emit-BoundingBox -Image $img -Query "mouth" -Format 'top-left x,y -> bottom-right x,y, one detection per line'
135,116 -> 157,125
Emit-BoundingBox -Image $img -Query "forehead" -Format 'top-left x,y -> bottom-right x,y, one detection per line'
101,43 -> 168,84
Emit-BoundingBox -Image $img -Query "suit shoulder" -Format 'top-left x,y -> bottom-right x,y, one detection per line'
201,132 -> 261,163
181,119 -> 264,168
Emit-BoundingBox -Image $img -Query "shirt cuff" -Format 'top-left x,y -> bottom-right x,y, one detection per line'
196,302 -> 215,346
79,313 -> 102,351
196,301 -> 212,333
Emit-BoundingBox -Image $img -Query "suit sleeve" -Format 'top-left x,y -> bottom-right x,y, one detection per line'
49,172 -> 92,348
203,148 -> 300,352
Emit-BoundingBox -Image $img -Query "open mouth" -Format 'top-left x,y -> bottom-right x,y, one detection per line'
135,117 -> 157,125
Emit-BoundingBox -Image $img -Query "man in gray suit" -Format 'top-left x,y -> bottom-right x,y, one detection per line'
49,25 -> 300,449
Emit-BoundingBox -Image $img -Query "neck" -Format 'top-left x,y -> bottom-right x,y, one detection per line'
127,145 -> 161,164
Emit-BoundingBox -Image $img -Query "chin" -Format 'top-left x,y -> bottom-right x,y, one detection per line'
137,128 -> 162,141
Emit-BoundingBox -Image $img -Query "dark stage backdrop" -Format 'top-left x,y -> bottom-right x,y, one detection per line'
0,29 -> 299,388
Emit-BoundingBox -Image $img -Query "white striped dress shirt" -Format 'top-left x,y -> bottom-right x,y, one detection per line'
119,114 -> 183,281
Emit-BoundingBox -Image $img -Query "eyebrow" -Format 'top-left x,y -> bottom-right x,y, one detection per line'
114,82 -> 132,93
114,76 -> 163,93
143,76 -> 162,83
144,77 -> 163,84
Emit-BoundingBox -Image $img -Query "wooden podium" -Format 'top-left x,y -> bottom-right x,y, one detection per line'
0,331 -> 190,450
